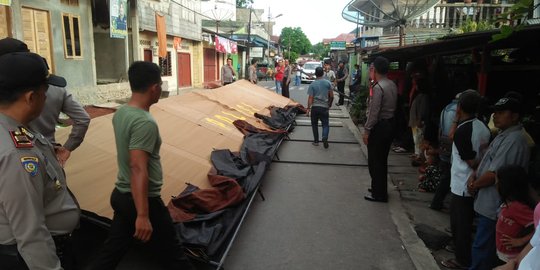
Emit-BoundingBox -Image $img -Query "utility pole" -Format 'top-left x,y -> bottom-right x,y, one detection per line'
245,7 -> 252,79
267,7 -> 271,64
288,32 -> 291,60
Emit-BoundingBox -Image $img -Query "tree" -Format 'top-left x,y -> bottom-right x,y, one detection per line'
311,42 -> 330,60
491,0 -> 538,41
236,0 -> 254,8
279,27 -> 312,63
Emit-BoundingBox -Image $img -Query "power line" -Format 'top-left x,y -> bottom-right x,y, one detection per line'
168,0 -> 272,37
169,0 -> 214,20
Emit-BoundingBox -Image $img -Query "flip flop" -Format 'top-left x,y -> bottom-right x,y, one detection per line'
392,146 -> 408,153
441,258 -> 468,269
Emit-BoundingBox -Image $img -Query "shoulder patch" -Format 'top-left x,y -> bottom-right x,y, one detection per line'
10,128 -> 33,148
21,157 -> 39,176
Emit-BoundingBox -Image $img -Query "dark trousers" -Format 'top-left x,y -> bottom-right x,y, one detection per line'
0,245 -> 28,270
0,235 -> 74,270
281,77 -> 290,98
88,189 -> 194,270
450,194 -> 475,266
367,119 -> 395,199
310,106 -> 330,143
430,160 -> 451,209
337,82 -> 345,105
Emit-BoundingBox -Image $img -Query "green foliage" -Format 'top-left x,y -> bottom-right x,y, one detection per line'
236,0 -> 254,8
279,27 -> 312,62
459,19 -> 495,33
349,85 -> 369,125
491,0 -> 536,41
287,51 -> 299,62
311,42 -> 330,60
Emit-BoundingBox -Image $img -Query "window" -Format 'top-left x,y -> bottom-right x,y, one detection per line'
159,52 -> 172,76
61,0 -> 79,6
62,14 -> 83,58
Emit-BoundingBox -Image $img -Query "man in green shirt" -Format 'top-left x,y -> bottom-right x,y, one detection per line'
89,62 -> 194,270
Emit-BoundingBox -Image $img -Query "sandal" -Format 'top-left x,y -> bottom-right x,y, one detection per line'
441,258 -> 468,269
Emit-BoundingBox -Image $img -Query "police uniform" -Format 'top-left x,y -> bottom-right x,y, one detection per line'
0,52 -> 80,269
0,114 -> 80,269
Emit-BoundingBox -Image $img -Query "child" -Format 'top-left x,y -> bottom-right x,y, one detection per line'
496,165 -> 536,262
418,141 -> 441,192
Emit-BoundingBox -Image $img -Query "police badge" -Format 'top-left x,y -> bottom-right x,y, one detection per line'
21,157 -> 39,176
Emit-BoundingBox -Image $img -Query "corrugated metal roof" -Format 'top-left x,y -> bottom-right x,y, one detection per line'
371,25 -> 540,61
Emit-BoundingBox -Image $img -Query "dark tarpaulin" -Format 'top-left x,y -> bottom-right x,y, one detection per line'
171,106 -> 301,262
255,106 -> 301,130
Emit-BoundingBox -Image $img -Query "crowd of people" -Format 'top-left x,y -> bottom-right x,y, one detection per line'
362,56 -> 540,269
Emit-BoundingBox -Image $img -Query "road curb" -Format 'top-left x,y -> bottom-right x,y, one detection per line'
337,104 -> 441,270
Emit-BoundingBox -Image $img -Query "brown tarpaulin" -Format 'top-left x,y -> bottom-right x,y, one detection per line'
56,80 -> 297,219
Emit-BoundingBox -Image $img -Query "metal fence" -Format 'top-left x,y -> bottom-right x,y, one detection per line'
410,3 -> 516,29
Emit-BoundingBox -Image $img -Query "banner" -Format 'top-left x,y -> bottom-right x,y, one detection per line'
215,36 -> 238,54
156,13 -> 167,58
0,0 -> 11,6
110,0 -> 127,39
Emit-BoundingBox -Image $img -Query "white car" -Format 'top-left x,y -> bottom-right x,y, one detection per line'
301,61 -> 322,83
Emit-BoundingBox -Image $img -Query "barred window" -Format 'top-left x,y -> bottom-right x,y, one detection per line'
159,52 -> 172,76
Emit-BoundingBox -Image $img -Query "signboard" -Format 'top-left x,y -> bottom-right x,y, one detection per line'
250,47 -> 263,58
330,41 -> 346,51
110,0 -> 127,39
0,0 -> 11,6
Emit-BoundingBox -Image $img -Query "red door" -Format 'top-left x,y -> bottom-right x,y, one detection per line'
203,48 -> 216,82
177,52 -> 191,87
144,49 -> 152,62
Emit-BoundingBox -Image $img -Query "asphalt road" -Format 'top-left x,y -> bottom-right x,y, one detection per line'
221,80 -> 415,270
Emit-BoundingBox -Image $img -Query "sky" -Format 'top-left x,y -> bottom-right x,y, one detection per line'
250,0 -> 358,45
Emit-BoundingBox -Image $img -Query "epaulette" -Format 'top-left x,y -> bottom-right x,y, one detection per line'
10,126 -> 34,148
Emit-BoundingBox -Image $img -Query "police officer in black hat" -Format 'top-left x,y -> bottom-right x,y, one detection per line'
0,52 -> 80,269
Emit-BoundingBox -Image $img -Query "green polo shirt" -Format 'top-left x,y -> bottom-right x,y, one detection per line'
113,106 -> 163,197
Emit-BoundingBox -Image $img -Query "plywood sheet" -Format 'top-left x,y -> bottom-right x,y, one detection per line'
57,82 -> 291,219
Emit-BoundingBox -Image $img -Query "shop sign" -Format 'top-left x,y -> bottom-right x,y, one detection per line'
250,47 -> 263,58
330,41 -> 346,50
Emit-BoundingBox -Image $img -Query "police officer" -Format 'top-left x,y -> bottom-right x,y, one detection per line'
363,56 -> 398,203
0,37 -> 91,167
0,52 -> 80,269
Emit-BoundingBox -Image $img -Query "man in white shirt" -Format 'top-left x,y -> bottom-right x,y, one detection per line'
442,90 -> 491,269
